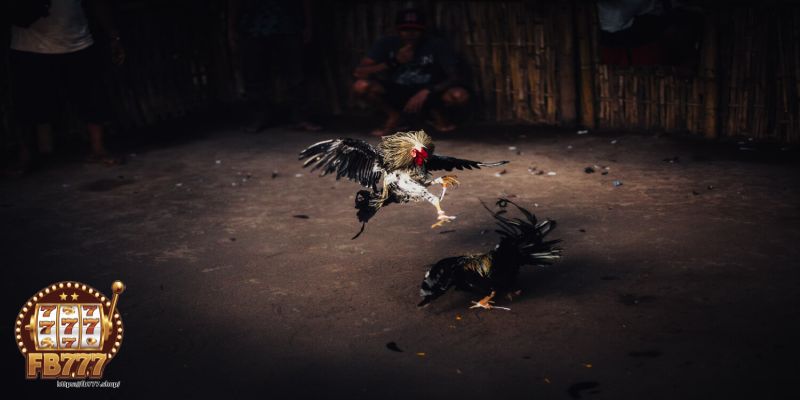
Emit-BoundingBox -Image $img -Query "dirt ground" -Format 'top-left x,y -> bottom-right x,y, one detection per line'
2,123 -> 800,399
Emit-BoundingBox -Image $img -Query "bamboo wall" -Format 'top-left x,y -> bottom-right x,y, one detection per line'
2,0 -> 800,156
322,1 -> 800,143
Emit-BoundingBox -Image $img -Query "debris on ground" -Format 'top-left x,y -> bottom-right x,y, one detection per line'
494,169 -> 508,177
416,352 -> 426,357
662,156 -> 680,163
584,166 -> 595,174
508,146 -> 517,151
439,230 -> 456,234
611,139 -> 618,144
707,185 -> 715,190
294,173 -> 303,178
293,215 -> 310,219
612,180 -> 623,187
547,171 -> 557,176
577,130 -> 589,135
215,160 -> 222,164
386,342 -> 403,352
272,170 -> 279,178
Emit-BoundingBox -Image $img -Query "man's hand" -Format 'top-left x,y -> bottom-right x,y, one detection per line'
404,88 -> 430,113
396,44 -> 414,64
228,31 -> 239,56
111,39 -> 126,66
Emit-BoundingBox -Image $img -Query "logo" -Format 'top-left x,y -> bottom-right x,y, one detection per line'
15,281 -> 125,379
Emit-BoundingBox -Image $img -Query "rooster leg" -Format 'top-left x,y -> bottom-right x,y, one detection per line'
469,291 -> 496,309
432,175 -> 459,201
430,200 -> 456,228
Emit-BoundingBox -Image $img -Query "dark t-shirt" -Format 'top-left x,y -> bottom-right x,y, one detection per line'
239,0 -> 304,38
367,35 -> 457,87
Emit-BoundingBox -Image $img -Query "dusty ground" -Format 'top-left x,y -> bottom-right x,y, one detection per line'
2,123 -> 800,399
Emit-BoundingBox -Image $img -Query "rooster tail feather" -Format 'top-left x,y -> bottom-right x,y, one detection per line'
485,198 -> 563,266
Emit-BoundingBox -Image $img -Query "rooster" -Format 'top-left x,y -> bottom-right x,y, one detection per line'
299,130 -> 507,238
417,199 -> 562,310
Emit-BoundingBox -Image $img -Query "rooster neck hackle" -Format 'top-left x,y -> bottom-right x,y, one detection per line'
379,130 -> 435,171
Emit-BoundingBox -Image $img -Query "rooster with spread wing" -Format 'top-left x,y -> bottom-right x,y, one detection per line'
417,199 -> 562,310
299,130 -> 507,238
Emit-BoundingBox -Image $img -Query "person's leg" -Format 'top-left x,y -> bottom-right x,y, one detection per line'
429,86 -> 470,133
66,45 -> 118,163
278,35 -> 321,131
36,124 -> 54,154
352,79 -> 404,136
8,50 -> 59,170
241,36 -> 273,132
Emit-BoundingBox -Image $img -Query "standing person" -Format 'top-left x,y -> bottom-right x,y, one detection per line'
9,0 -> 126,170
352,8 -> 470,137
228,0 -> 322,133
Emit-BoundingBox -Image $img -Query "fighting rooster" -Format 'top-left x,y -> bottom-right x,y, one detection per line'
417,199 -> 562,310
299,130 -> 507,238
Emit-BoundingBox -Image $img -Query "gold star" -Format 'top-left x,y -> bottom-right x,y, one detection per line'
59,293 -> 68,301
70,292 -> 79,301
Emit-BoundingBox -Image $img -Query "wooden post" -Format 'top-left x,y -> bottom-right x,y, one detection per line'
575,3 -> 596,129
556,0 -> 577,126
701,12 -> 719,139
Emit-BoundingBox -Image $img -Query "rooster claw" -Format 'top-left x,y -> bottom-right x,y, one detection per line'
469,300 -> 495,309
431,213 -> 456,229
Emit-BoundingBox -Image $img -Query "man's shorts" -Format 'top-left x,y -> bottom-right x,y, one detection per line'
9,45 -> 109,125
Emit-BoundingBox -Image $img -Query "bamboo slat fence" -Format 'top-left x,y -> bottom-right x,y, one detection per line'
2,0 -> 799,158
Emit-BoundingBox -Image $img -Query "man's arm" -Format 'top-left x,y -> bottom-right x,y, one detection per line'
353,57 -> 390,79
86,0 -> 120,39
85,0 -> 125,65
227,0 -> 241,53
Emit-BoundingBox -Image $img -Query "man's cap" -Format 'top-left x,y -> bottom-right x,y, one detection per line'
396,8 -> 426,30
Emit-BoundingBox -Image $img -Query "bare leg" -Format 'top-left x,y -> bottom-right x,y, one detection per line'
352,79 -> 399,137
86,123 -> 121,165
88,122 -> 108,156
430,197 -> 456,228
36,123 -> 54,155
429,87 -> 470,133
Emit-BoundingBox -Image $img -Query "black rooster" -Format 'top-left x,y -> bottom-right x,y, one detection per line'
417,199 -> 562,310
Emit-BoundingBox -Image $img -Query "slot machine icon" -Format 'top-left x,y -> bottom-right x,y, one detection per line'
15,281 -> 126,379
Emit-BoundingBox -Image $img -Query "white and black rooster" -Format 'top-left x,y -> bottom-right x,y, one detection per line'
299,130 -> 508,238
